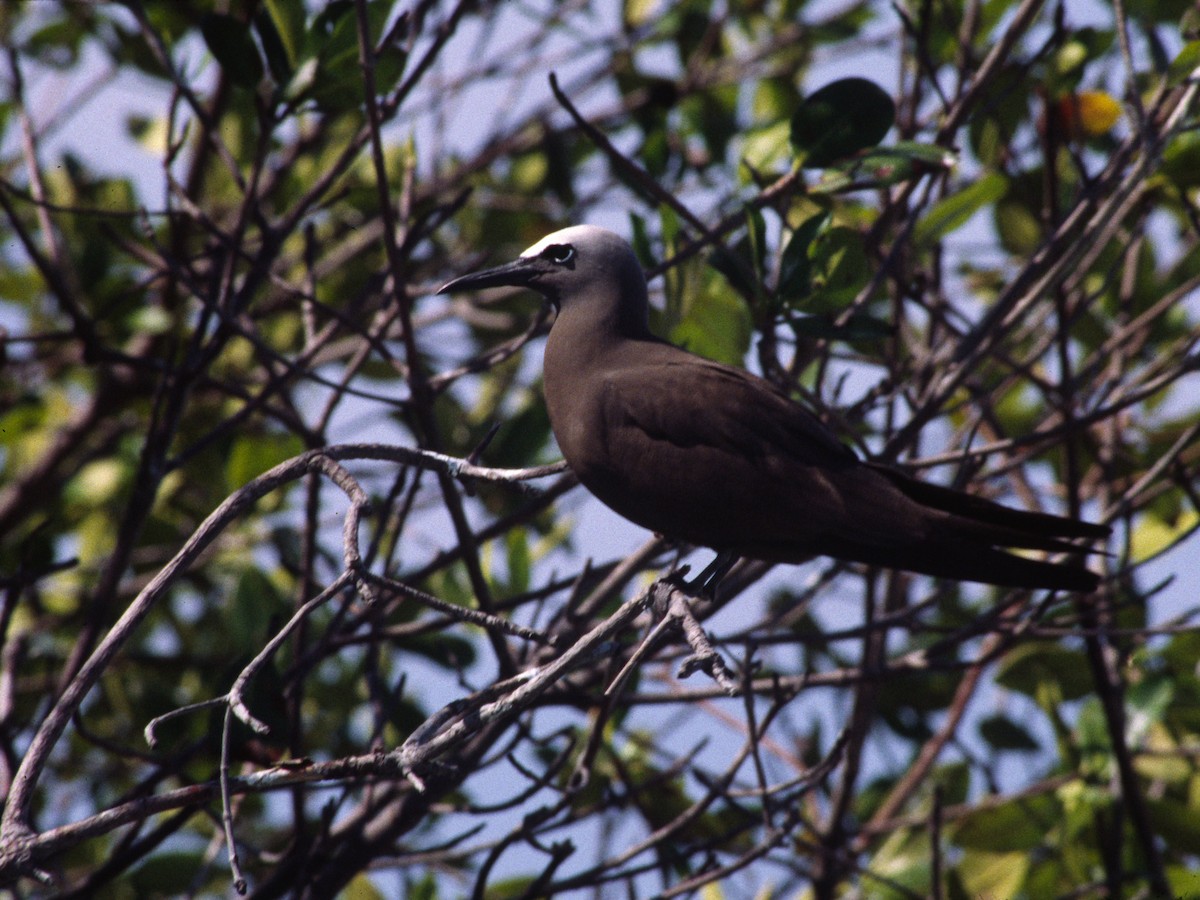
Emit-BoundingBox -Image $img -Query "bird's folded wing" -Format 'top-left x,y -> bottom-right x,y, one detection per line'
602,355 -> 857,468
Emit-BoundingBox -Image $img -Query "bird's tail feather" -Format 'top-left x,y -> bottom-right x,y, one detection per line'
868,463 -> 1111,551
822,536 -> 1101,591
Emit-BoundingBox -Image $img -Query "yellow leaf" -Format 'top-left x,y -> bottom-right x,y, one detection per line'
959,849 -> 1029,897
1076,91 -> 1122,135
624,0 -> 658,28
70,459 -> 126,506
1130,510 -> 1200,563
1057,91 -> 1122,139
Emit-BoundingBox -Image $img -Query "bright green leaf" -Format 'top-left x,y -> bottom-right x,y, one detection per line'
812,141 -> 956,193
505,529 -> 531,594
1168,867 -> 1200,900
341,872 -> 387,900
670,268 -> 753,365
225,432 -> 306,488
623,0 -> 659,29
67,459 -> 127,507
1130,509 -> 1199,562
957,850 -> 1029,898
283,56 -> 319,102
915,172 -> 1008,247
740,120 -> 792,173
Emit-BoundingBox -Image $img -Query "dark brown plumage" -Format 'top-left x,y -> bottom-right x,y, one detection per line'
440,225 -> 1109,591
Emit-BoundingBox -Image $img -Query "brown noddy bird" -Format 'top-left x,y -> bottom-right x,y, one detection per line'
439,225 -> 1109,591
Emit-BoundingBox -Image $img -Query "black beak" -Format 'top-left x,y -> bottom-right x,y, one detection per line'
437,257 -> 547,295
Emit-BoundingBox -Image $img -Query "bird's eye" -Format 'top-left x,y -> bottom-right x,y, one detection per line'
541,244 -> 575,265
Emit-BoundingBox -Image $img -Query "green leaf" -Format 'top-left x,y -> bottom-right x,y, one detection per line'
790,312 -> 890,342
914,172 -> 1008,247
200,13 -> 264,88
129,852 -> 211,897
483,876 -> 540,900
401,632 -> 478,670
342,872 -> 388,900
805,226 -> 870,311
629,212 -> 654,267
1075,698 -> 1115,776
707,211 -> 766,305
481,398 -> 552,470
311,0 -> 355,41
790,77 -> 895,168
225,432 -> 306,488
230,567 -> 286,652
66,458 -> 127,507
740,120 -> 792,173
623,0 -> 658,29
306,0 -> 362,112
1147,797 -> 1200,848
670,268 -> 753,366
264,0 -> 305,67
1169,866 -> 1200,898
1051,39 -> 1090,82
995,198 -> 1042,255
777,211 -> 829,300
866,826 -> 933,897
708,245 -> 757,302
995,641 -> 1093,701
954,795 -> 1056,850
812,142 -> 956,193
254,9 -> 291,84
1163,131 -> 1200,189
1127,672 -> 1175,738
979,714 -> 1040,752
505,529 -> 531,594
967,65 -> 1032,167
283,56 -> 319,103
957,849 -> 1030,898
684,83 -> 739,164
936,762 -> 972,806
1186,3 -> 1200,38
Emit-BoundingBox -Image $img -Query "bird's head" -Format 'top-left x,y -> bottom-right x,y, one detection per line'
438,225 -> 647,317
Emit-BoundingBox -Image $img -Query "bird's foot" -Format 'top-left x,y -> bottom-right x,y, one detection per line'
683,551 -> 736,599
650,580 -> 739,696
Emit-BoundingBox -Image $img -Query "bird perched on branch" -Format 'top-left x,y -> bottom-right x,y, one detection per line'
440,225 -> 1108,592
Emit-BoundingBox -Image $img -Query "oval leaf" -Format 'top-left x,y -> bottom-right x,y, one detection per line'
201,13 -> 264,88
979,713 -> 1040,752
813,142 -> 957,193
790,77 -> 895,168
777,212 -> 830,299
995,641 -> 1093,701
914,172 -> 1008,248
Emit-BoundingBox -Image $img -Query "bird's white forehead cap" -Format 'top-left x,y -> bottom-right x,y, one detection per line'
519,225 -> 620,258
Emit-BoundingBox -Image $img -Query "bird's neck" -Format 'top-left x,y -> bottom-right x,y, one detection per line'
549,281 -> 653,353
544,283 -> 653,405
